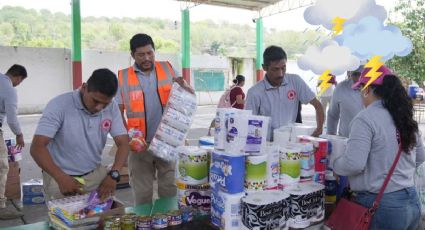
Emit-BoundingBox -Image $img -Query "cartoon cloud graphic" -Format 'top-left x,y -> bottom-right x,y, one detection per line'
304,0 -> 387,30
334,16 -> 413,61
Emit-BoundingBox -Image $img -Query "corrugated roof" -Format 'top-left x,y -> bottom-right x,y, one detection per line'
177,0 -> 281,11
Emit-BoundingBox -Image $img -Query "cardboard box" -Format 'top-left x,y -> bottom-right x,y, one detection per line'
5,181 -> 21,199
23,195 -> 45,205
7,161 -> 20,177
22,179 -> 44,196
50,199 -> 125,228
5,162 -> 21,199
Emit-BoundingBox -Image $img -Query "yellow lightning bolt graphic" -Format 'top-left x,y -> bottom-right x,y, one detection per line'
318,70 -> 332,96
362,55 -> 384,90
332,17 -> 346,36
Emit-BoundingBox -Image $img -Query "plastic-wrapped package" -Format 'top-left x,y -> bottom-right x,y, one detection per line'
162,108 -> 192,132
150,83 -> 197,161
128,128 -> 147,153
155,123 -> 186,146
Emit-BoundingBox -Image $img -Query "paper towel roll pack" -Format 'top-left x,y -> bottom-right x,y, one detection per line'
296,142 -> 314,183
320,135 -> 348,169
177,146 -> 209,185
297,136 -> 328,184
241,190 -> 290,230
177,181 -> 211,216
211,191 -> 244,230
286,182 -> 325,229
290,124 -> 316,142
209,152 -> 245,194
266,143 -> 280,190
245,155 -> 268,191
279,145 -> 302,188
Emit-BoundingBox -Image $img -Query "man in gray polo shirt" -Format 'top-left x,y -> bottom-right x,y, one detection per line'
30,69 -> 129,202
246,45 -> 324,140
0,64 -> 27,219
327,66 -> 364,137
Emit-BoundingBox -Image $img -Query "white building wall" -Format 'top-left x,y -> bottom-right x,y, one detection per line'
0,46 -> 257,113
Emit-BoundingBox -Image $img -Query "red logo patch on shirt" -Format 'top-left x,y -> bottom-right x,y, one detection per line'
287,90 -> 296,100
101,119 -> 112,132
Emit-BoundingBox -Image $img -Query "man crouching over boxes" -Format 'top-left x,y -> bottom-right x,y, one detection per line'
30,69 -> 129,202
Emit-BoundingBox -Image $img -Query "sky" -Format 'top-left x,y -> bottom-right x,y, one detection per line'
0,0 -> 399,31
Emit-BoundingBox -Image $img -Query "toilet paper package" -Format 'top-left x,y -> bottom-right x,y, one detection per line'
155,123 -> 186,146
162,107 -> 193,132
209,152 -> 245,194
266,143 -> 280,190
214,109 -> 252,151
225,113 -> 249,155
241,190 -> 290,230
273,126 -> 292,146
244,115 -> 269,155
286,182 -> 325,229
149,138 -> 179,161
214,108 -> 231,151
150,83 -> 197,161
211,191 -> 244,230
176,180 -> 211,217
245,155 -> 268,191
177,146 -> 209,185
167,88 -> 197,116
290,124 -> 316,143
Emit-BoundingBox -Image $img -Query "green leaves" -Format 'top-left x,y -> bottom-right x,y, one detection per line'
387,0 -> 425,86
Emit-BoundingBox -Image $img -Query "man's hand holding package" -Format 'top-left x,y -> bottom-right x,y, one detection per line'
97,176 -> 117,201
174,77 -> 195,94
56,174 -> 83,196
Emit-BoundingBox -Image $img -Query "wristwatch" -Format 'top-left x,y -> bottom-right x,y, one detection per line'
108,170 -> 120,182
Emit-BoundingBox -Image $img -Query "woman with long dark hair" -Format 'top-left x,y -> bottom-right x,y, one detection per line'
331,65 -> 425,229
229,75 -> 246,109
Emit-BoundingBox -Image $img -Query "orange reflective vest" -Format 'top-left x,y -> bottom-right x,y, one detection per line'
118,61 -> 175,139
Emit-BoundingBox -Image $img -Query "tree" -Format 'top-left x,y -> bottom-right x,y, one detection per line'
387,0 -> 425,86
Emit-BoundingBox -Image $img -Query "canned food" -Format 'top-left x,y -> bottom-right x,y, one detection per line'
167,210 -> 182,226
136,216 -> 152,230
121,215 -> 136,230
103,216 -> 114,230
110,223 -> 121,230
181,206 -> 194,223
152,214 -> 168,229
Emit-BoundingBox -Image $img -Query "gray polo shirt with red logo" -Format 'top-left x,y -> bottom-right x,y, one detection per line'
35,89 -> 127,175
246,73 -> 316,140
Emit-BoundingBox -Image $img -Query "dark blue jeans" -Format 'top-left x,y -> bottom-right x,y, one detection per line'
356,187 -> 421,230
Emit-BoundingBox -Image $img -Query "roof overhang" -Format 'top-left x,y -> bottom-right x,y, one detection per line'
176,0 -> 281,11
